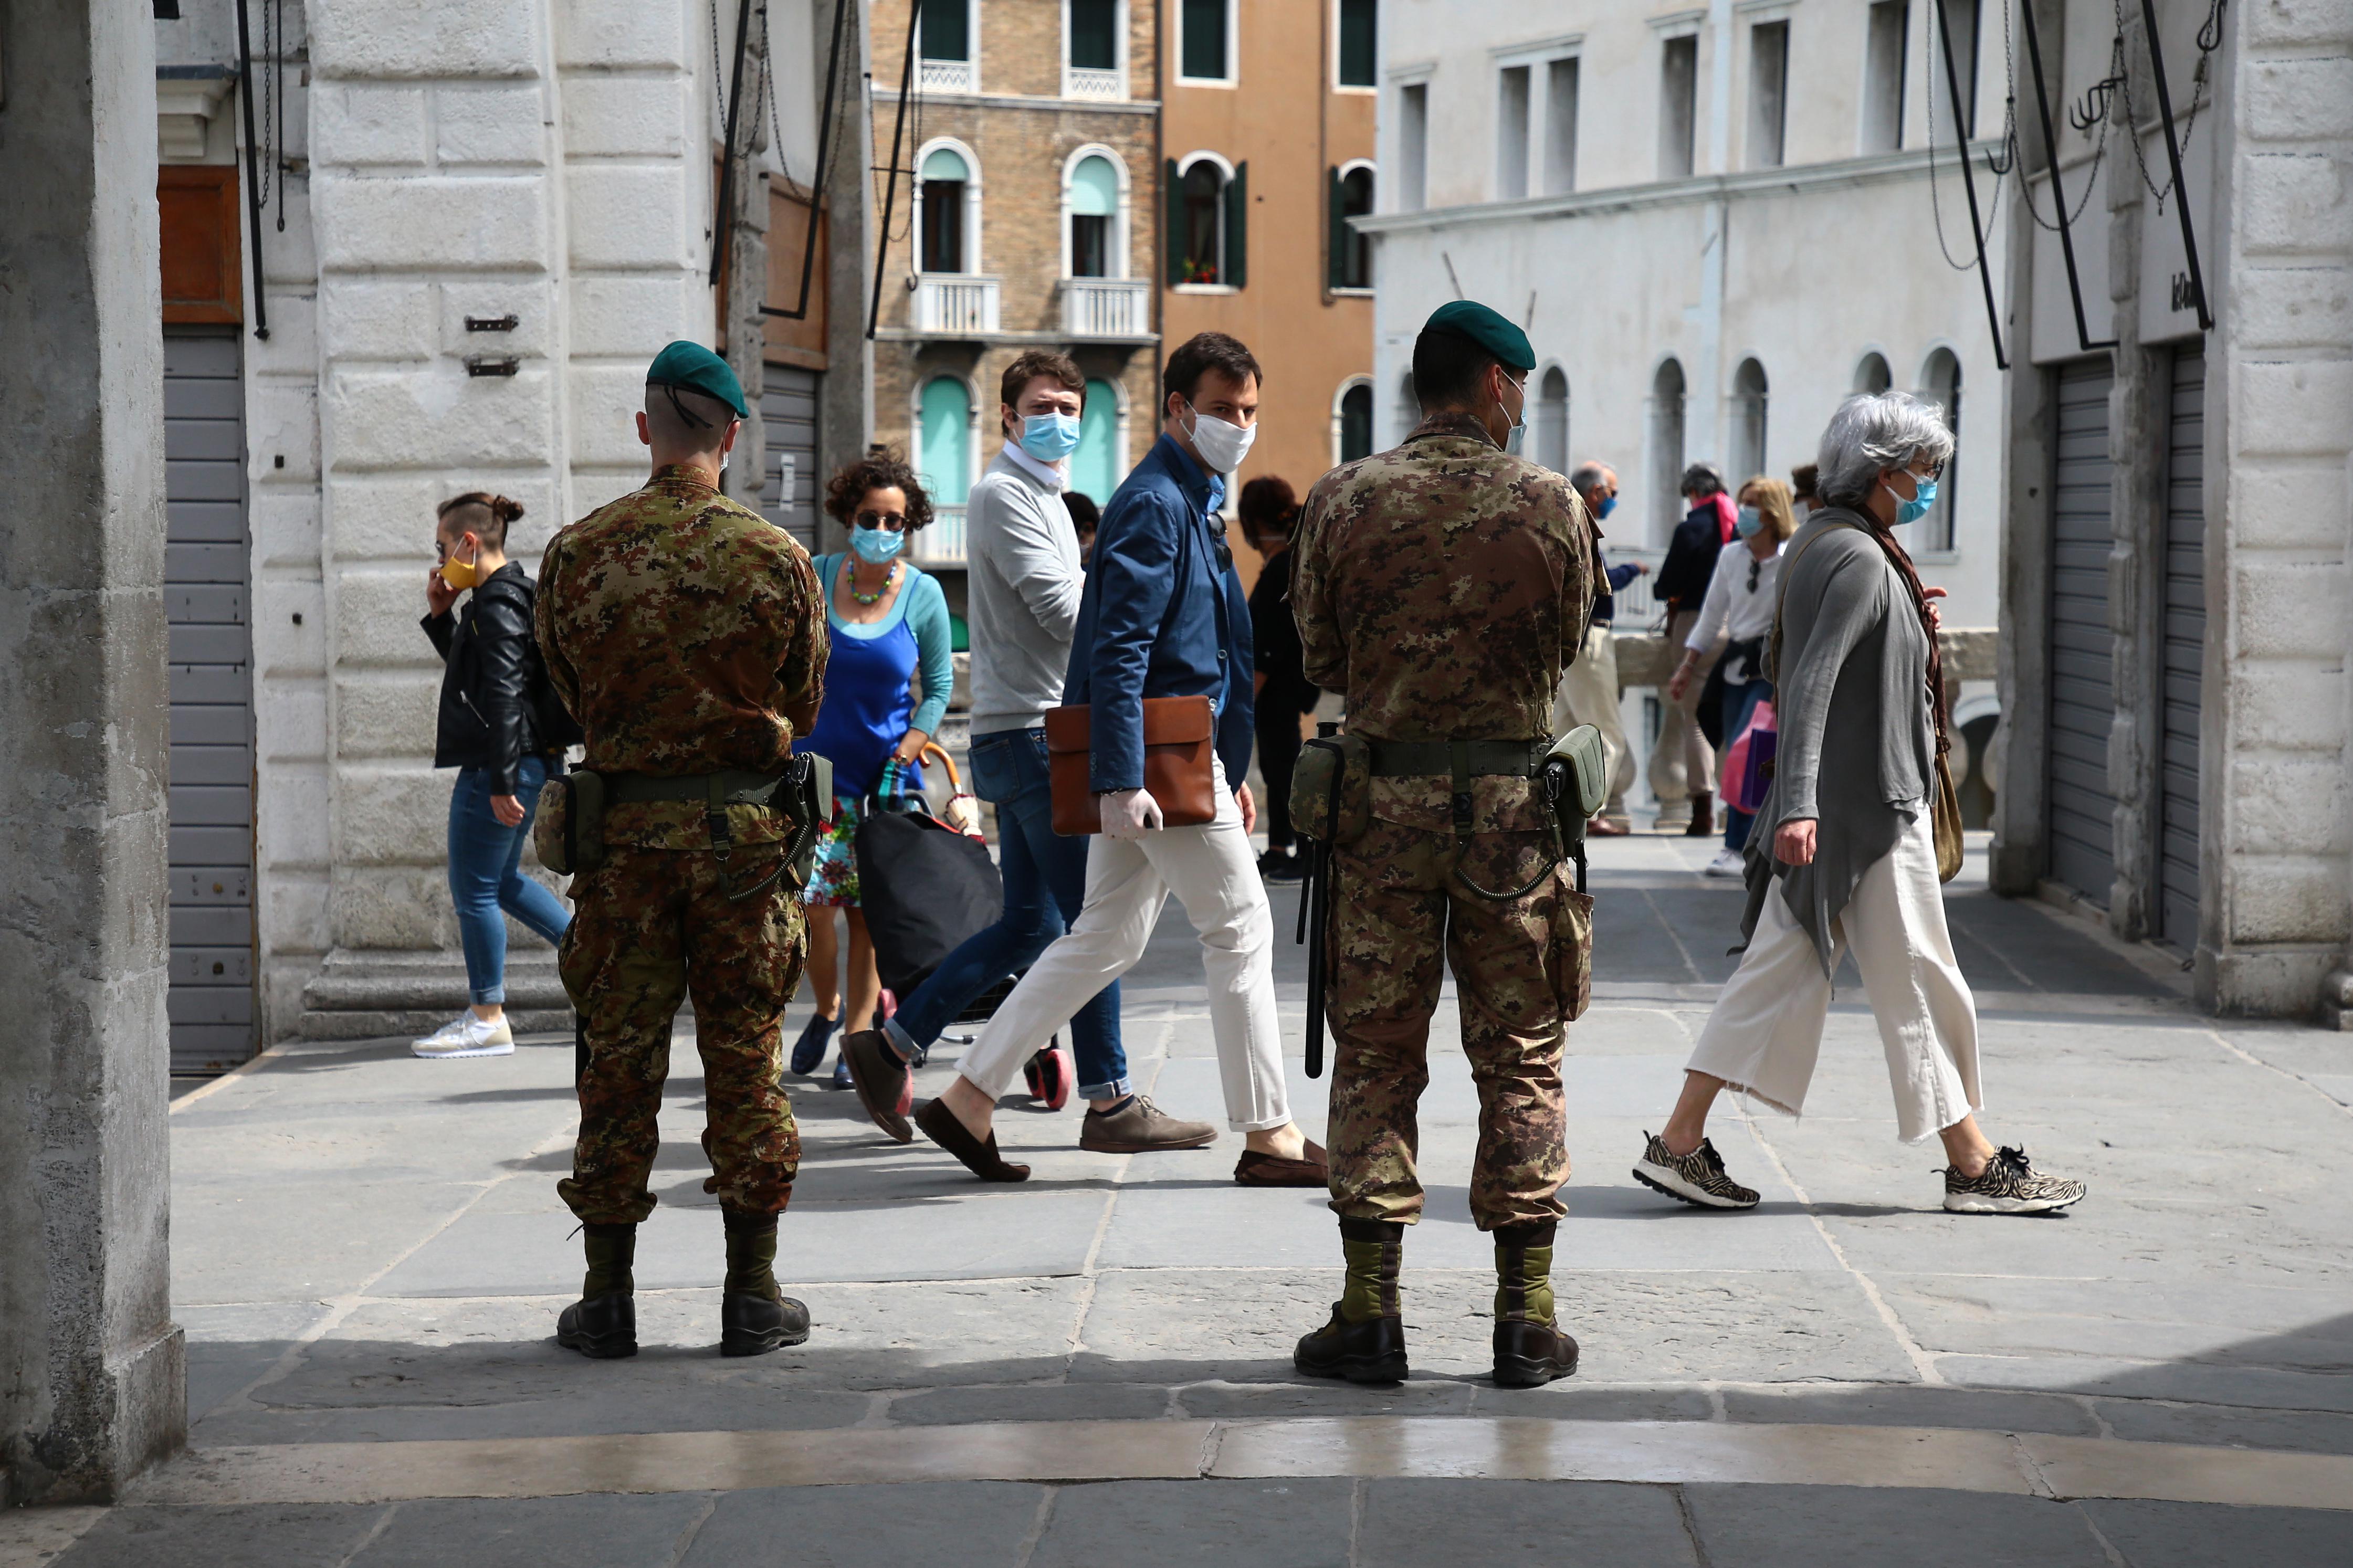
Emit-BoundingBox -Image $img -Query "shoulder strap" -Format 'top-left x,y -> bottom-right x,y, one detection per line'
1767,520 -> 1860,683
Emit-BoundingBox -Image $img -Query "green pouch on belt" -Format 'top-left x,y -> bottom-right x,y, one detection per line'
1547,725 -> 1609,824
1291,730 -> 1371,846
534,768 -> 606,877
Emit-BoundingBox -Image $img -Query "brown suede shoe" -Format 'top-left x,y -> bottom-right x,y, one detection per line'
1587,816 -> 1630,837
915,1097 -> 1031,1182
1234,1138 -> 1329,1187
839,1028 -> 914,1143
1079,1094 -> 1217,1153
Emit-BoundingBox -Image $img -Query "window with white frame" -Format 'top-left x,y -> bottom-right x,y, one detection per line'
1659,33 -> 1698,178
1862,1 -> 1909,153
1932,0 -> 1982,136
1327,162 -> 1374,289
1169,153 -> 1244,288
919,375 -> 976,508
1854,351 -> 1892,394
1065,0 -> 1125,100
1336,0 -> 1377,89
1397,80 -> 1428,212
920,0 -> 979,93
1918,348 -> 1961,550
1073,377 -> 1124,503
1748,20 -> 1789,169
1335,378 -> 1374,465
1497,64 -> 1531,199
1731,357 -> 1769,484
1536,366 -> 1569,474
917,144 -> 978,273
1650,358 -> 1687,544
1543,56 -> 1579,194
1066,153 -> 1122,277
1179,0 -> 1235,85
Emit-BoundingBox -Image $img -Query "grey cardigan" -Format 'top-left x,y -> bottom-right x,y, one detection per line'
1740,508 -> 1937,972
966,449 -> 1086,733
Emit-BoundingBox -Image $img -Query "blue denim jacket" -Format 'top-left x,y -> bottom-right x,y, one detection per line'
1063,433 -> 1256,794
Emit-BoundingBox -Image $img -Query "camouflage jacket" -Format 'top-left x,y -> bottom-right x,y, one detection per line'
537,465 -> 829,848
1292,413 -> 1592,834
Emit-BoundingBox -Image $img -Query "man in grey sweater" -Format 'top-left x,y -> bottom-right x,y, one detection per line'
840,351 -> 1214,1157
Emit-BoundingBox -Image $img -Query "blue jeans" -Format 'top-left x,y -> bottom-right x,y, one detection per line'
1721,677 -> 1774,854
885,726 -> 1129,1100
448,755 -> 571,1005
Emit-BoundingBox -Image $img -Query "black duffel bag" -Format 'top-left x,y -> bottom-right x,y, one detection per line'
855,780 -> 1002,998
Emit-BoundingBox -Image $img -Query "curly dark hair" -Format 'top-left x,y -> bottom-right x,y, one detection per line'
824,445 -> 933,533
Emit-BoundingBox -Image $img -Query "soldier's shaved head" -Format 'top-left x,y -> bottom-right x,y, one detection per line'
643,383 -> 738,452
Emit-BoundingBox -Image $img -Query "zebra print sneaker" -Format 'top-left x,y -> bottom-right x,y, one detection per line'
1942,1145 -> 2087,1215
1632,1132 -> 1760,1210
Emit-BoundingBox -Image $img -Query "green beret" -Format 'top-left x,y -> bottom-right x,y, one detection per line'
1420,300 -> 1536,373
645,340 -> 749,420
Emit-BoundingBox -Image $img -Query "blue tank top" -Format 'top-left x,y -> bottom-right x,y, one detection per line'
796,555 -> 925,799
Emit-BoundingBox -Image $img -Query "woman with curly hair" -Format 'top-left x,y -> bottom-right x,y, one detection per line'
789,448 -> 957,1085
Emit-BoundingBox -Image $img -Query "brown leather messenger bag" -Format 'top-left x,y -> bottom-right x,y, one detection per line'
1043,693 -> 1219,836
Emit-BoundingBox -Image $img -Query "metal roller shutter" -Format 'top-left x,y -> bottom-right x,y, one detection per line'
760,365 -> 822,550
2045,358 -> 2117,904
164,329 -> 259,1074
2158,347 -> 2205,946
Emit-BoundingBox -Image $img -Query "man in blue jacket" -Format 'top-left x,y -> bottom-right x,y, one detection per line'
913,333 -> 1324,1188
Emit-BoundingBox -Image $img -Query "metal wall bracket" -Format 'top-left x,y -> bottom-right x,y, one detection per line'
465,314 -> 520,333
464,355 -> 521,377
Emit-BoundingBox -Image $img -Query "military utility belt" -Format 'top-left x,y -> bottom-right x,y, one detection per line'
534,754 -> 832,900
1364,739 -> 1552,780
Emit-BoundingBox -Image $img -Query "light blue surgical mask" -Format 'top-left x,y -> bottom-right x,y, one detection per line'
850,525 -> 905,564
1735,505 -> 1765,539
1020,412 -> 1083,462
1887,474 -> 1938,525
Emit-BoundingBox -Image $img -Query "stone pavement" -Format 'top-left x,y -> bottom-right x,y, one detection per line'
9,836 -> 2353,1565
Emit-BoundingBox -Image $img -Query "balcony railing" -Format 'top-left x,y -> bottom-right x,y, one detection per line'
1062,66 -> 1124,101
1061,277 -> 1150,339
918,57 -> 973,93
912,274 -> 1001,336
911,507 -> 968,567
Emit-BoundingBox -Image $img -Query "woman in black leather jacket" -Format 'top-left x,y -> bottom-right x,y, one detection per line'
413,492 -> 571,1059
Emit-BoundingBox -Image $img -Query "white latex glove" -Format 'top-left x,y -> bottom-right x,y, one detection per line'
945,792 -> 983,837
1098,787 -> 1163,840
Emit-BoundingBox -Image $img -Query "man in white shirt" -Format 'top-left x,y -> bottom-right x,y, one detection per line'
840,352 -> 1217,1156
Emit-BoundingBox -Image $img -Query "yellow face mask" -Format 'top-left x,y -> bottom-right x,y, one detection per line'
439,538 -> 480,592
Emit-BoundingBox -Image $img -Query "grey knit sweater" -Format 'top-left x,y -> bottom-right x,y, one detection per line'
1740,508 -> 1937,972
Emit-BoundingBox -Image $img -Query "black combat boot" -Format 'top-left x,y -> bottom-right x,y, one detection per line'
556,1222 -> 638,1360
1490,1222 -> 1579,1388
720,1211 -> 811,1357
1295,1218 -> 1409,1385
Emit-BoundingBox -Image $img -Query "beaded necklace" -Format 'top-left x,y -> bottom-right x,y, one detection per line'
848,560 -> 898,607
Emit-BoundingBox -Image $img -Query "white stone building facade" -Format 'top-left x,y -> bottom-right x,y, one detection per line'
153,1 -> 869,1063
1359,0 -> 2016,817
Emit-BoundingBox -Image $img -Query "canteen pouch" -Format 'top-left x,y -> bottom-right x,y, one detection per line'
534,767 -> 607,878
1547,724 -> 1610,823
1290,730 -> 1371,846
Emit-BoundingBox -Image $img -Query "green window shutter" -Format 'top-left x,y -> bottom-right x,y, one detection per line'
1165,159 -> 1185,286
1224,161 -> 1248,290
1326,167 -> 1346,291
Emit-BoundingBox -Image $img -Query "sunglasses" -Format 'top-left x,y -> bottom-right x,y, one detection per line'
856,510 -> 909,531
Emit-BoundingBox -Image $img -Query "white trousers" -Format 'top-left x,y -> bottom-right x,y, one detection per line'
1553,624 -> 1635,815
957,761 -> 1291,1132
1686,809 -> 1982,1143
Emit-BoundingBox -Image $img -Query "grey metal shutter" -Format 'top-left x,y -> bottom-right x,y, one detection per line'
2045,357 -> 2117,904
760,365 -> 821,550
164,329 -> 258,1074
2158,347 -> 2205,946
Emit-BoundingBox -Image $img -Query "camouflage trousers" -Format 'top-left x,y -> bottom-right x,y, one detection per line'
1325,819 -> 1593,1232
557,844 -> 806,1225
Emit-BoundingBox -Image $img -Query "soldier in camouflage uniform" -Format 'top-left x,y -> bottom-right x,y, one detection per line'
1288,301 -> 1595,1390
535,342 -> 829,1360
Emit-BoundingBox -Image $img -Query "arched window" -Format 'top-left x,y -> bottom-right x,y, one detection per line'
1536,366 -> 1569,473
1651,358 -> 1687,543
1334,377 -> 1374,465
1066,153 -> 1122,278
918,144 -> 978,273
1328,162 -> 1375,290
1394,370 -> 1421,446
1169,153 -> 1245,287
919,376 -> 974,507
1854,351 -> 1892,395
1919,348 -> 1962,550
1731,357 -> 1769,485
1073,377 -> 1122,502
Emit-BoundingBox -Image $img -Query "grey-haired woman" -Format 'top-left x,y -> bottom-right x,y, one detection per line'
1633,393 -> 2087,1216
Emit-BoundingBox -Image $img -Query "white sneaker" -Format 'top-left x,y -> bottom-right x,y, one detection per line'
1703,847 -> 1746,878
411,1013 -> 515,1058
